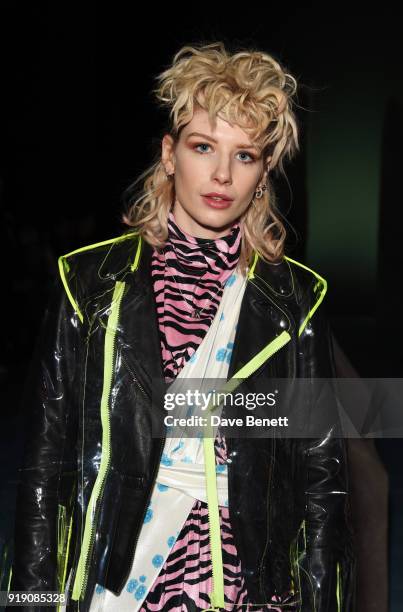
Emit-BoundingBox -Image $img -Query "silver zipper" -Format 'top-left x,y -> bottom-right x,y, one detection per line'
118,354 -> 167,591
121,353 -> 151,399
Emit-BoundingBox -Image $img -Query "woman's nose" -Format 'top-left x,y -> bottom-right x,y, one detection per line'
211,158 -> 232,184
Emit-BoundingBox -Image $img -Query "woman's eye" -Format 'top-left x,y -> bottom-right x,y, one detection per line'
194,143 -> 211,153
193,143 -> 255,163
237,152 -> 255,163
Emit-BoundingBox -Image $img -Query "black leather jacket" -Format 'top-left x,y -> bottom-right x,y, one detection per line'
8,230 -> 357,611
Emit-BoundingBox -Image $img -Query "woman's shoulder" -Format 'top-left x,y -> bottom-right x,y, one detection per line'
57,230 -> 141,323
252,253 -> 329,337
252,252 -> 328,306
58,230 -> 140,271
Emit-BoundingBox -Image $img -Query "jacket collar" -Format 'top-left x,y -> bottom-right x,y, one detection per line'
121,237 -> 297,395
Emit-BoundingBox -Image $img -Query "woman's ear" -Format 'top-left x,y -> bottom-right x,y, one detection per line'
266,155 -> 272,172
161,134 -> 176,175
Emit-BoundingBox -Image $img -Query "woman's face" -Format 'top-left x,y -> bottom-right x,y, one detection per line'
161,108 -> 271,239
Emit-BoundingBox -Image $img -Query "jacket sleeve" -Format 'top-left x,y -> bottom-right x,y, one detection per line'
296,286 -> 357,612
8,275 -> 81,607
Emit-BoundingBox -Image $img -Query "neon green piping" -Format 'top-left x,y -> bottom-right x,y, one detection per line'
201,329 -> 293,610
131,234 -> 142,271
336,561 -> 341,612
203,430 -> 225,609
232,330 -> 291,380
58,256 -> 84,324
57,231 -> 140,326
283,255 -> 328,338
57,506 -> 74,612
249,253 -> 328,338
71,280 -> 126,601
248,251 -> 259,279
7,565 -> 12,592
56,504 -> 66,588
200,253 -> 328,610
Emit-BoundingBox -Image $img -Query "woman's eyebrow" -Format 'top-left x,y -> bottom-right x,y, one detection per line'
186,131 -> 259,151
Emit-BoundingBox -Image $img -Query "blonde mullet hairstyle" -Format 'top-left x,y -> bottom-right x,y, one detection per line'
122,41 -> 300,275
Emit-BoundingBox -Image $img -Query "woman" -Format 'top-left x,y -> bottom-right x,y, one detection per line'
8,42 -> 356,611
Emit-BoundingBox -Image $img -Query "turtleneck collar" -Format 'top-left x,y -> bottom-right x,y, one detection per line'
165,209 -> 242,280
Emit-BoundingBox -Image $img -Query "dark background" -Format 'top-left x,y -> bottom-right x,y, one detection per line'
0,2 -> 402,610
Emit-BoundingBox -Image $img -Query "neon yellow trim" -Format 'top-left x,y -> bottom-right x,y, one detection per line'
233,330 -> 291,380
58,256 -> 84,324
283,255 -> 328,337
336,561 -> 341,612
131,235 -> 142,271
71,280 -> 126,601
60,232 -> 139,261
57,231 -> 139,326
200,329 -> 292,609
56,504 -> 74,612
203,331 -> 292,412
57,504 -> 67,587
7,560 -> 12,593
203,430 -> 225,609
247,251 -> 259,279
246,253 -> 328,337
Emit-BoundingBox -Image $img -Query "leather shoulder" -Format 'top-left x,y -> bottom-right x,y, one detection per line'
57,231 -> 141,323
252,253 -> 327,302
251,253 -> 328,335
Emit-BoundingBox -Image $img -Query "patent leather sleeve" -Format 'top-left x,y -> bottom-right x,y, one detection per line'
7,277 -> 81,609
297,291 -> 357,612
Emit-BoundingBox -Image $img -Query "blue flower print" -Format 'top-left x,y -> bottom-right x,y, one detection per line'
225,273 -> 236,287
216,464 -> 227,473
143,506 -> 153,523
157,483 -> 169,492
95,584 -> 105,594
172,440 -> 185,453
126,579 -> 138,593
160,453 -> 173,466
139,575 -> 147,583
216,342 -> 234,364
167,535 -> 176,547
152,554 -> 164,568
216,348 -> 226,362
134,585 -> 147,600
181,455 -> 193,463
189,351 -> 197,363
220,312 -> 225,321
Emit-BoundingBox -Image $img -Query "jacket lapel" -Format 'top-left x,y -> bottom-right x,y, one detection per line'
106,237 -> 297,397
226,264 -> 296,380
117,238 -> 167,398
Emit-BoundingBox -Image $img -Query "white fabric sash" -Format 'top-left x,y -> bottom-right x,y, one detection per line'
80,268 -> 248,612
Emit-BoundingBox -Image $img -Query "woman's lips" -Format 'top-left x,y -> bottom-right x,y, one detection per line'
202,195 -> 233,209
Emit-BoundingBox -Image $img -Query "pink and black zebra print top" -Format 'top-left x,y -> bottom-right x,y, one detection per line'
151,209 -> 242,382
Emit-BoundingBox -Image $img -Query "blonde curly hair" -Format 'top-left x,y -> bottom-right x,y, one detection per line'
122,41 -> 300,274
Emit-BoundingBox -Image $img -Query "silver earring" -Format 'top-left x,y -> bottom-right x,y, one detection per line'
255,183 -> 267,199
